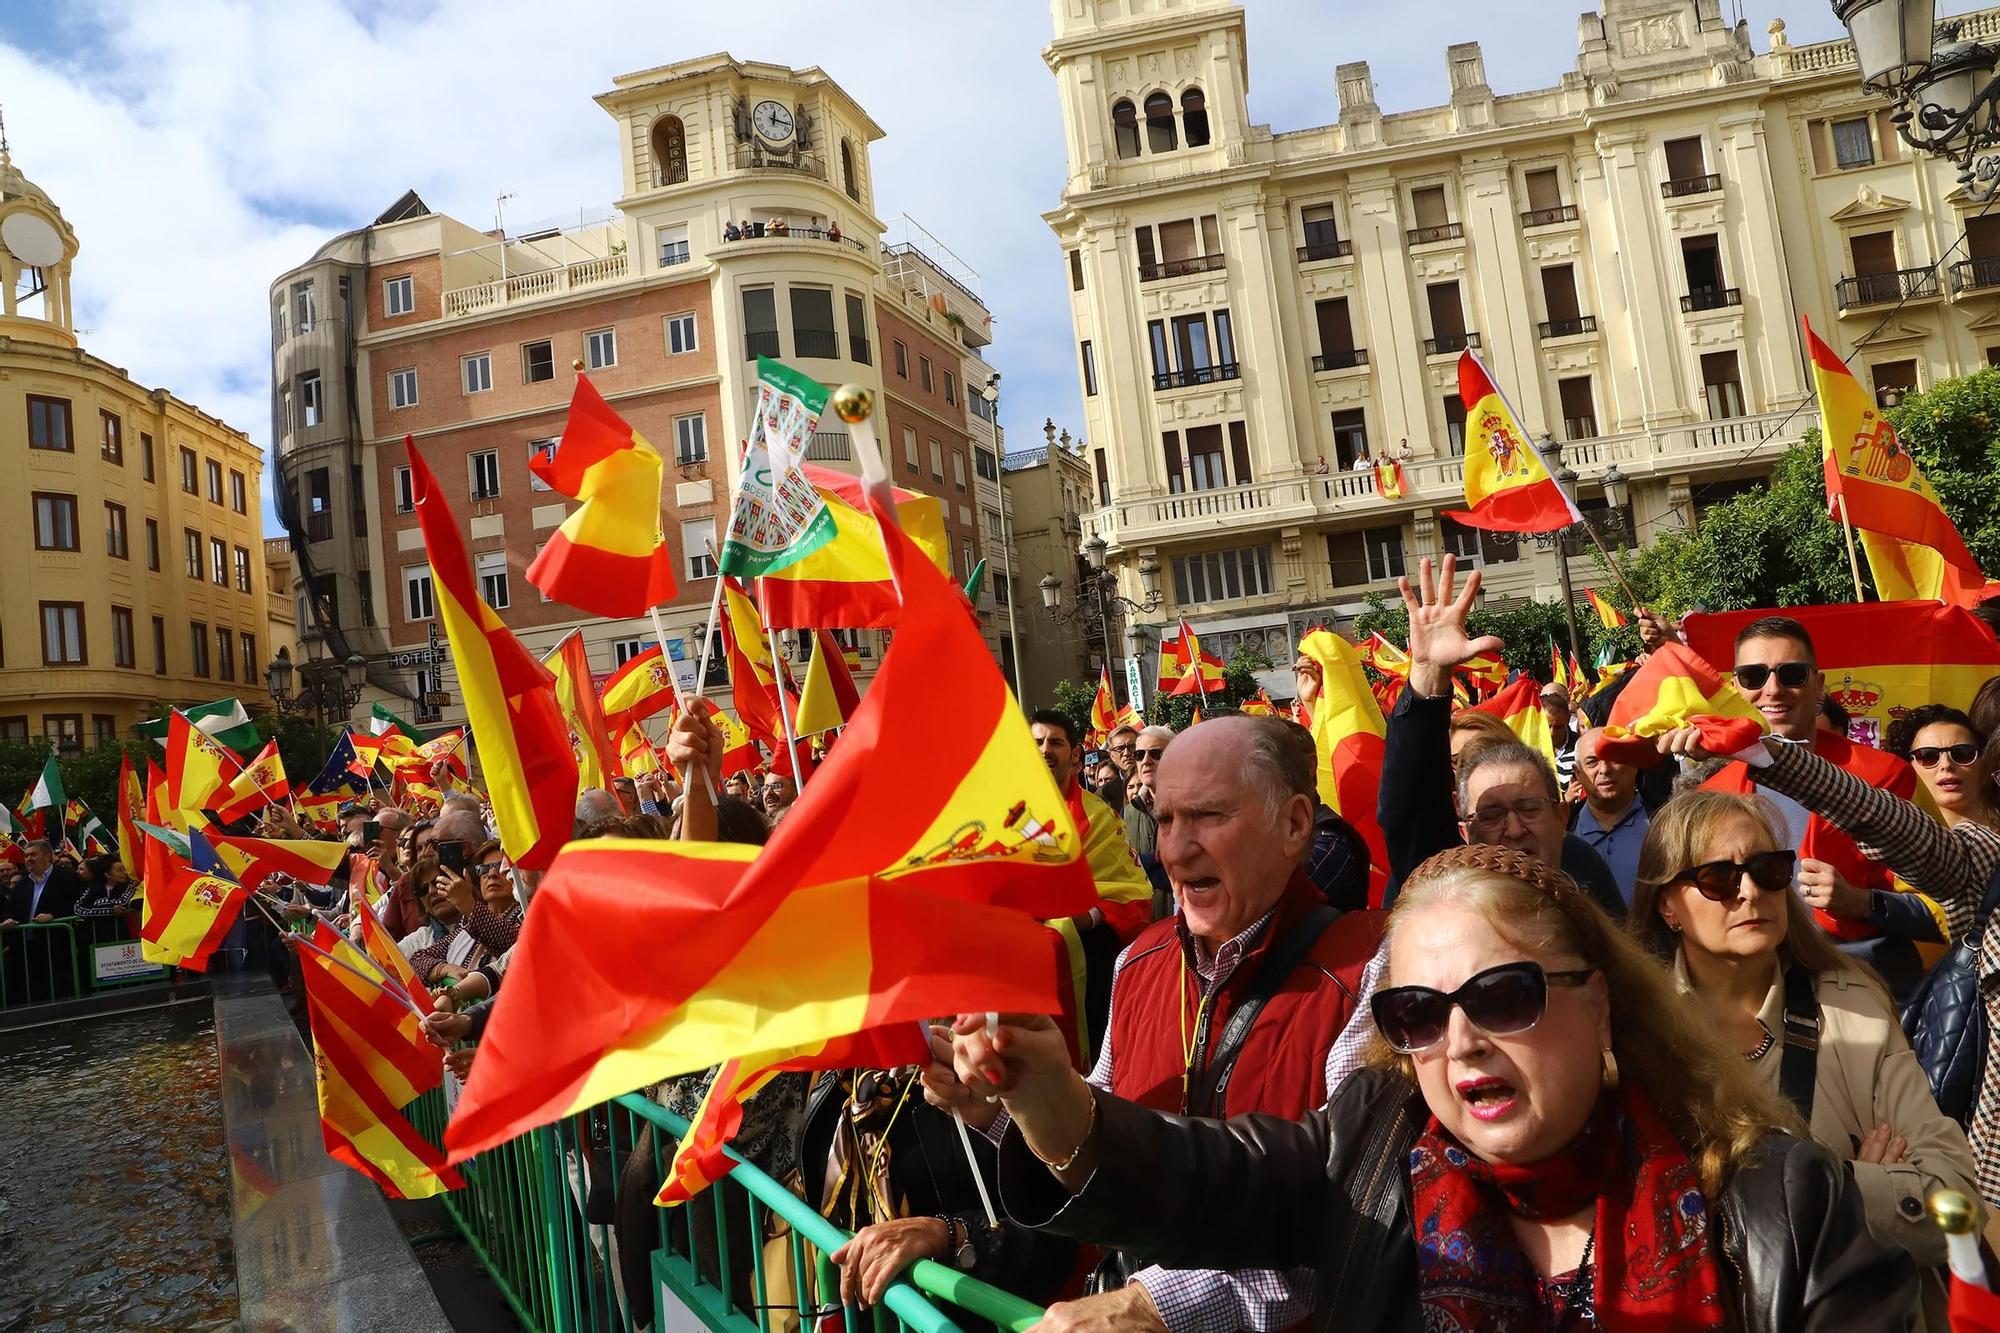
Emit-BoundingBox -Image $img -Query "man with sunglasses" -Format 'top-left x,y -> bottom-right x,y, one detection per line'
1121,725 -> 1176,914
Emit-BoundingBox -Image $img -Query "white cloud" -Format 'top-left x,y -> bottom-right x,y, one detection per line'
0,0 -> 1868,536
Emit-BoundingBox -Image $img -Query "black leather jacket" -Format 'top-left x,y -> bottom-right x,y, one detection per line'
999,1069 -> 1918,1332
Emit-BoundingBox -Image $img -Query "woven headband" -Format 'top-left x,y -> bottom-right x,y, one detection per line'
1403,843 -> 1581,903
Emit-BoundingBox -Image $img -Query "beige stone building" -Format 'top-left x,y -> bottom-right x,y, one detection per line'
1003,424 -> 1100,703
1041,0 -> 2000,703
0,149 -> 271,749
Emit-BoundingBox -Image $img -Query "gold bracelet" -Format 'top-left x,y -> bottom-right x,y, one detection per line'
1028,1082 -> 1097,1172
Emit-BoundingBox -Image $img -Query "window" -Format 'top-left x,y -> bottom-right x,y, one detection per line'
1831,116 -> 1875,169
952,451 -> 966,491
279,382 -> 292,434
462,353 -> 493,394
984,506 -> 1004,542
394,464 -> 415,512
206,458 -> 224,503
273,295 -> 287,343
1184,424 -> 1228,490
1171,545 -> 1273,605
903,426 -> 919,471
841,138 -> 860,202
1411,185 -> 1450,231
666,313 -> 698,355
1426,281 -> 1467,345
1700,351 -> 1745,420
189,622 -> 209,677
27,395 -> 71,451
929,439 -> 944,479
612,638 -> 648,667
384,274 -> 414,316
790,287 -> 838,359
152,617 -> 167,674
112,607 -> 134,669
893,340 -> 909,377
1326,528 -> 1405,587
653,114 -> 688,185
1330,409 -> 1370,469
100,410 -> 123,463
234,545 -> 252,593
216,627 -> 234,683
658,224 -> 690,267
211,537 -> 228,586
1095,449 -> 1111,506
390,368 -> 418,408
105,502 -> 128,559
292,279 -> 316,333
33,492 -> 78,550
1872,358 -> 1919,407
477,551 -> 509,609
586,327 -> 617,369
240,633 -> 257,684
229,469 -> 246,513
404,565 -> 435,621
1162,430 -> 1187,495
742,288 -> 779,359
1664,135 -> 1708,182
1112,99 -> 1140,159
1541,265 -> 1583,329
943,371 -> 957,406
41,603 -> 84,665
292,369 -> 322,426
683,518 -> 718,579
1441,514 -> 1518,566
1524,167 -> 1563,214
1144,91 -> 1178,153
920,356 -> 934,392
1365,526 -> 1406,583
675,413 -> 708,465
469,450 -> 500,500
338,275 -> 351,328
522,340 -> 554,383
845,293 -> 870,364
1315,297 -> 1358,366
1558,376 -> 1598,440
145,518 -> 159,571
1081,340 -> 1098,396
141,433 -> 154,481
1069,250 -> 1086,291
1181,87 -> 1210,147
184,527 -> 202,578
43,715 -> 82,753
180,446 -> 199,492
0,718 -> 23,742
974,446 -> 999,482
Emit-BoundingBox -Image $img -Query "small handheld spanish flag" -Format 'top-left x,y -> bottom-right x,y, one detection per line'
1373,457 -> 1406,500
1586,588 -> 1627,629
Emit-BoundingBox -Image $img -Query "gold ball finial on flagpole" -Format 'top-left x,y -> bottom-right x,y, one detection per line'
830,383 -> 875,424
572,357 -> 586,372
1931,1188 -> 1979,1235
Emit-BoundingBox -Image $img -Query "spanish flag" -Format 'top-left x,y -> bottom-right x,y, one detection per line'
600,644 -> 678,729
720,576 -> 787,747
1374,457 -> 1407,501
1470,676 -> 1557,769
409,439 -> 578,871
1445,350 -> 1584,533
1170,619 -> 1226,696
205,831 -> 349,895
757,465 -> 952,630
1240,688 -> 1278,717
1586,588 -> 1627,629
445,503 -> 1098,1161
355,903 -> 429,1012
616,721 -> 669,781
214,740 -> 291,824
1156,635 -> 1188,693
1807,318 -> 1980,576
1297,630 -> 1390,903
165,709 -> 243,819
1591,643 -> 1768,767
794,629 -> 862,738
115,753 -> 142,883
1549,643 -> 1571,695
711,704 -> 762,779
1088,666 -> 1117,742
524,374 -> 679,618
300,922 -> 461,1199
543,630 -> 618,794
140,829 -> 245,971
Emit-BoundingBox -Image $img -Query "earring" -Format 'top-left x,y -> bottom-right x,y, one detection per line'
1665,920 -> 1682,933
1601,1047 -> 1621,1091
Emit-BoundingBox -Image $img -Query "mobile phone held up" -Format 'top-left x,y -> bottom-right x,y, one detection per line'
361,819 -> 381,843
436,840 -> 466,873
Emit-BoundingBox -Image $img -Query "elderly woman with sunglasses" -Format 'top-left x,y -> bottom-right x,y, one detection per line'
956,843 -> 1916,1331
1629,790 -> 1978,1327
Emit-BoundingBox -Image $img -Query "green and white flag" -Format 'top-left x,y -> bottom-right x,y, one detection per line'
718,357 -> 835,579
368,701 -> 431,744
136,698 -> 259,755
27,756 -> 64,812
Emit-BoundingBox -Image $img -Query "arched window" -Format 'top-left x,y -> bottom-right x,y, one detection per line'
651,115 -> 688,186
840,138 -> 859,202
1181,87 -> 1210,147
1111,99 -> 1140,159
1144,92 -> 1177,153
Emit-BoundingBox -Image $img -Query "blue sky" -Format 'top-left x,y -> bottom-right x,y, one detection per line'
0,0 -> 1864,536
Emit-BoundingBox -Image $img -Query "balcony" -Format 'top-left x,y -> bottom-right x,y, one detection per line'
1138,253 -> 1226,283
1296,240 -> 1353,263
1152,363 -> 1241,391
1836,267 -> 1941,310
441,251 -> 630,320
1424,332 -> 1480,356
1953,257 -> 2000,293
793,329 -> 840,360
1407,222 -> 1464,246
720,222 -> 867,255
1563,417 -> 1600,441
675,448 -> 708,468
730,144 -> 827,180
1312,349 -> 1370,372
1521,205 -> 1579,228
1680,286 -> 1742,313
744,330 -> 781,359
1661,173 -> 1722,199
1538,316 -> 1598,340
805,431 -> 852,462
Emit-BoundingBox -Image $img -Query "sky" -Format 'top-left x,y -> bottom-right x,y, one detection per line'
0,0 -> 1867,537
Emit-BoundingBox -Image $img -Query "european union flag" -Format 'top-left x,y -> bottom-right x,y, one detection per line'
187,829 -> 239,884
308,732 -> 368,797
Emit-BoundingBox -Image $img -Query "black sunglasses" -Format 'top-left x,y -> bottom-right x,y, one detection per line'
1371,960 -> 1594,1054
1135,747 -> 1167,761
1673,849 -> 1796,901
1733,662 -> 1813,691
1912,743 -> 1980,768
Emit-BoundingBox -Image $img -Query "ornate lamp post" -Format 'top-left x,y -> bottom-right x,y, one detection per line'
266,629 -> 366,731
1039,535 -> 1163,703
1486,445 -> 1631,681
1830,1 -> 2000,187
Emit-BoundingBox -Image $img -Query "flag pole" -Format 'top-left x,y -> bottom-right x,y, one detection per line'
241,889 -> 429,1022
1572,520 -> 1646,613
766,626 -> 809,788
646,606 -> 719,805
1835,493 -> 1868,603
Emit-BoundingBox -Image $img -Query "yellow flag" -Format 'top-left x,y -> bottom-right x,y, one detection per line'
794,640 -> 844,737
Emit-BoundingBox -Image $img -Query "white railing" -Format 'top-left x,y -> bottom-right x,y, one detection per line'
442,251 -> 631,319
1776,9 -> 2000,77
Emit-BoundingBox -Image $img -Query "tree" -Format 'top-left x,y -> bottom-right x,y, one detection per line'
1046,678 -> 1097,745
1352,585 -> 1635,686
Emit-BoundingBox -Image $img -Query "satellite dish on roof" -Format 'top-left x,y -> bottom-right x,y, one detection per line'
2,212 -> 61,267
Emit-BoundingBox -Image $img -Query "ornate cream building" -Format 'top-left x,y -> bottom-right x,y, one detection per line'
0,147 -> 271,749
1041,0 -> 2000,689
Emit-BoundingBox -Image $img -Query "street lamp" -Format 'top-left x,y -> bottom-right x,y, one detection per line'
1830,1 -> 2000,183
268,632 -> 366,730
1041,540 -> 1163,706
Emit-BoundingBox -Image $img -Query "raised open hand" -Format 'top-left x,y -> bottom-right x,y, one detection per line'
1398,555 -> 1504,698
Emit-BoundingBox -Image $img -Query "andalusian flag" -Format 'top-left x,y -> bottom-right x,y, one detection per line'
759,466 -> 952,630
543,631 -> 619,795
1586,589 -> 1627,629
24,756 -> 63,828
720,577 -> 787,747
1807,317 -> 1979,575
794,630 -> 862,738
367,701 -> 431,744
600,644 -> 678,729
719,358 -> 834,579
214,740 -> 291,823
1169,619 -> 1226,697
165,710 -> 243,818
1470,676 -> 1557,769
205,831 -> 349,895
1087,666 -> 1117,743
526,374 -> 679,617
1593,644 -> 1767,767
410,440 -> 578,869
1373,457 -> 1407,501
1446,350 -> 1584,533
139,829 -> 245,971
138,698 -> 259,756
446,501 -> 1097,1165
299,922 -> 461,1199
116,753 -> 143,882
1296,630 -> 1390,903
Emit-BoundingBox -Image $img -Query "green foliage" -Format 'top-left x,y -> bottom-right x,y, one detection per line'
1046,678 -> 1097,745
1884,366 -> 2000,574
1352,588 -> 1633,684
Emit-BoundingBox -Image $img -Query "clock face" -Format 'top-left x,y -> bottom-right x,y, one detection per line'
752,99 -> 794,143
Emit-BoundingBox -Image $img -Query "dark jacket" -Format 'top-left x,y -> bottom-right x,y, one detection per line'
4,865 -> 82,921
999,1068 -> 1918,1333
1377,684 -> 1626,916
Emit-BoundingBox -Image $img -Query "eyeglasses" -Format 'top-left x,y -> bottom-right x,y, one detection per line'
1912,743 -> 1980,769
1672,849 -> 1796,901
1109,743 -> 1135,754
1135,748 -> 1167,761
1464,796 -> 1553,832
1371,961 -> 1596,1054
1733,662 -> 1813,691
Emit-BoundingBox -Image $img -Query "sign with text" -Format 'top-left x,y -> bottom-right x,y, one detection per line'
93,941 -> 166,984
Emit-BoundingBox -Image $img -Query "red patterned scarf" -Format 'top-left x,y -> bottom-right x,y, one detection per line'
1408,1083 -> 1725,1330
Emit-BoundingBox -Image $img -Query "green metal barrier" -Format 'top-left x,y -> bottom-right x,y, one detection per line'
0,912 -> 167,1011
406,1089 -> 1046,1333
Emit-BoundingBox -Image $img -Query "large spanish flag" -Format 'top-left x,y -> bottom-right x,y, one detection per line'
524,374 -> 679,618
139,829 -> 245,971
756,465 -> 951,630
1685,601 -> 2000,746
446,504 -> 1097,1160
1297,630 -> 1390,904
544,630 -> 618,794
115,752 -> 142,883
165,709 -> 243,819
1445,350 -> 1584,533
1592,643 -> 1767,767
1471,676 -> 1558,769
1807,318 -> 1980,575
408,439 -> 578,870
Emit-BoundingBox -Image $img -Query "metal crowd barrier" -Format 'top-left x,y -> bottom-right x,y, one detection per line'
0,912 -> 168,1010
407,1089 -> 1044,1333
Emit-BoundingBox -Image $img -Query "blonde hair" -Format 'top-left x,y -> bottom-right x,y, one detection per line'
1370,844 -> 1799,1195
1449,710 -> 1515,749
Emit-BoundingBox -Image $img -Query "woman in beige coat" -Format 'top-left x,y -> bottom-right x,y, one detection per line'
1630,787 -> 1979,1329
